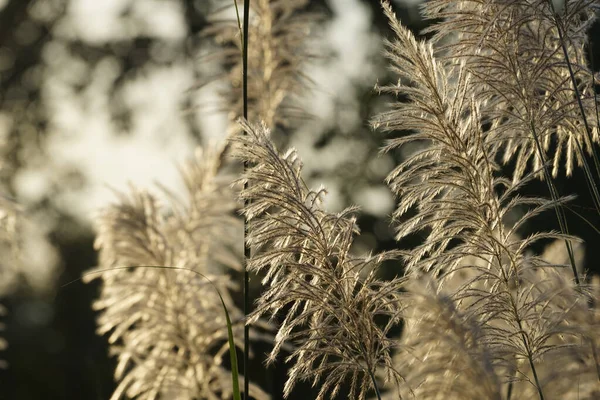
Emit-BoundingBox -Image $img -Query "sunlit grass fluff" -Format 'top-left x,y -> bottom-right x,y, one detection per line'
86,0 -> 600,398
373,2 -> 600,399
203,0 -> 320,130
422,0 -> 600,179
87,144 -> 268,400
231,119 -> 406,399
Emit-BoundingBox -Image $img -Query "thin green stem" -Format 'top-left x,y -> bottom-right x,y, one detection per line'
242,0 -> 251,399
589,45 -> 600,134
520,329 -> 545,400
233,0 -> 244,48
368,369 -> 382,400
506,378 -> 513,400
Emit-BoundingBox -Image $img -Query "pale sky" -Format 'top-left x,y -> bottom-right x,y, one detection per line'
4,0 -> 414,291
14,0 -> 401,223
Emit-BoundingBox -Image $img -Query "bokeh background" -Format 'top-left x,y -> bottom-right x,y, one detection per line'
0,0 -> 598,399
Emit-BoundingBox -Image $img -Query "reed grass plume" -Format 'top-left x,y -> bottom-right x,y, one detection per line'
422,0 -> 600,178
231,119 -> 406,400
393,277 -> 503,400
203,0 -> 320,130
374,1 -> 600,398
87,144 -> 268,400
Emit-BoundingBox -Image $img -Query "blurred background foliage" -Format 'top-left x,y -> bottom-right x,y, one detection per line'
0,0 -> 598,399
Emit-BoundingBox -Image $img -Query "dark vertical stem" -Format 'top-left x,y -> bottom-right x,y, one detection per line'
589,45 -> 600,132
358,342 -> 382,400
550,6 -> 600,215
547,5 -> 600,384
520,330 -> 545,400
529,122 -> 580,285
242,1 -> 251,399
367,368 -> 382,400
506,380 -> 513,400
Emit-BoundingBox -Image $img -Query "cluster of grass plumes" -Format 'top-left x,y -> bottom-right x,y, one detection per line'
373,1 -> 600,398
87,145 -> 268,400
87,0 -> 600,398
423,0 -> 600,179
88,1 -> 325,398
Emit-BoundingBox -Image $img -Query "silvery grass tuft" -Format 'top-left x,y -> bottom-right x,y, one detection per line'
231,119 -> 406,400
87,144 -> 268,400
421,0 -> 599,179
392,277 -> 503,400
203,0 -> 318,130
373,1 -> 600,399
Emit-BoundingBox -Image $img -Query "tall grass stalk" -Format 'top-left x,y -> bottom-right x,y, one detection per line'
240,0 -> 251,398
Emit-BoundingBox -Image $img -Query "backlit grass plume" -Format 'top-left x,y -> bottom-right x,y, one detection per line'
204,0 -> 319,129
231,119 -> 405,400
374,2 -> 600,398
88,145 -> 268,400
394,278 -> 503,400
422,0 -> 600,178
